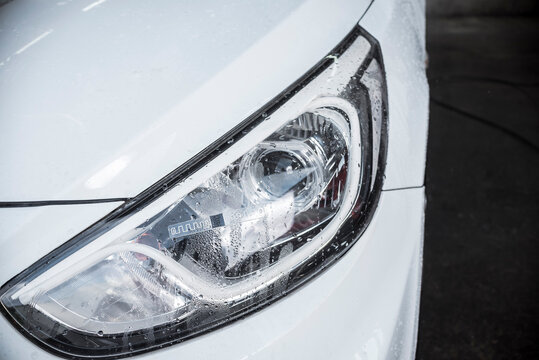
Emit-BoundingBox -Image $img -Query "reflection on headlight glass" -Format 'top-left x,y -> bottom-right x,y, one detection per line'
21,110 -> 349,335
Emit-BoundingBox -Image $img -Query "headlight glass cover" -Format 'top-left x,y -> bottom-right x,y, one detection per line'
0,26 -> 387,358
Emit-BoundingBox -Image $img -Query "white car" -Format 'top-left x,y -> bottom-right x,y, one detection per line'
0,0 -> 428,359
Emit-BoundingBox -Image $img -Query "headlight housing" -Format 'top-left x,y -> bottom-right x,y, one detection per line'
0,26 -> 387,358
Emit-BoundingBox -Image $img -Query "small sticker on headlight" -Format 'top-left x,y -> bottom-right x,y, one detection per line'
168,214 -> 225,239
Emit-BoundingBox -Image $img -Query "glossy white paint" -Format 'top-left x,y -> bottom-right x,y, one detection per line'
0,202 -> 122,284
0,0 -> 371,201
362,0 -> 429,191
0,188 -> 424,360
0,0 -> 428,202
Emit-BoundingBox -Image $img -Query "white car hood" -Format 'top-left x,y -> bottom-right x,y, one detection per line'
0,0 -> 371,201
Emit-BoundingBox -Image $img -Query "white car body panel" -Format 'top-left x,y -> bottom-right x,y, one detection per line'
0,0 -> 372,201
0,0 -> 428,359
363,0 -> 429,191
0,0 -> 427,202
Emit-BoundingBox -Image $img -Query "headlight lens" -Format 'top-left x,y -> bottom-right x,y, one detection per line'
0,26 -> 387,358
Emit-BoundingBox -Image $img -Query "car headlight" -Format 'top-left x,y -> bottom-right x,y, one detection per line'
0,26 -> 387,358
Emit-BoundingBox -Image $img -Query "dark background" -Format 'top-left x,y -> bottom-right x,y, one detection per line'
417,0 -> 539,358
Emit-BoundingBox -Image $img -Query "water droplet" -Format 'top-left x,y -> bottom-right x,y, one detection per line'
97,330 -> 103,337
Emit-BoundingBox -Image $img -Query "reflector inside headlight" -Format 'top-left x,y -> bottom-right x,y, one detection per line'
0,26 -> 387,358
